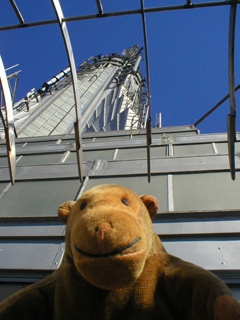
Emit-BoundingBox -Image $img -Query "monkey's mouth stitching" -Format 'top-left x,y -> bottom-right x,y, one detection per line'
74,237 -> 141,258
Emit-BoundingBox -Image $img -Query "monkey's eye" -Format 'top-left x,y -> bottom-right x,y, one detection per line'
80,201 -> 87,210
121,198 -> 129,206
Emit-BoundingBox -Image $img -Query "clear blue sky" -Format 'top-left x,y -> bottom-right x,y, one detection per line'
1,0 -> 240,134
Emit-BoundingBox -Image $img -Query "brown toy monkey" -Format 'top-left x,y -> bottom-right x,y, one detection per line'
0,184 -> 239,320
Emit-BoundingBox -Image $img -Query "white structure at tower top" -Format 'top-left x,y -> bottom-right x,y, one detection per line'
1,45 -> 147,139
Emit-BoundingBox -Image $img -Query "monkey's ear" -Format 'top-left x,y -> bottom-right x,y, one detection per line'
58,201 -> 75,224
140,195 -> 159,219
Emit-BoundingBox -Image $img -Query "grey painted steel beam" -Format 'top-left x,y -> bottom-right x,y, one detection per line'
0,136 -> 228,156
102,155 -> 239,176
0,154 -> 238,181
0,56 -> 15,184
0,131 -> 236,155
153,220 -> 240,236
51,0 -> 83,183
163,239 -> 240,271
2,126 -> 197,145
154,210 -> 240,222
0,224 -> 65,238
228,0 -> 237,180
0,242 -> 63,271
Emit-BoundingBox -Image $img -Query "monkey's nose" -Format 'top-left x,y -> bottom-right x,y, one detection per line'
95,223 -> 113,240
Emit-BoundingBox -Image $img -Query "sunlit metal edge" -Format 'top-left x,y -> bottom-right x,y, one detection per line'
95,0 -> 104,15
51,0 -> 83,183
0,56 -> 15,184
9,0 -> 25,25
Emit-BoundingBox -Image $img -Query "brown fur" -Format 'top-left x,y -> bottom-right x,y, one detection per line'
0,184 -> 239,320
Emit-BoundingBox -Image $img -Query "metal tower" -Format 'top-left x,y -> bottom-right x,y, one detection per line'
5,45 -> 146,138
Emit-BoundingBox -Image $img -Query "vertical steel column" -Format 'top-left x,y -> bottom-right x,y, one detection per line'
140,0 -> 152,183
51,0 -> 83,182
228,0 -> 237,180
0,56 -> 16,184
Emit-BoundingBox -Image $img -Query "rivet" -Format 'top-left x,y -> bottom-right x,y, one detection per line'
221,262 -> 226,265
218,247 -> 222,250
55,262 -> 58,265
